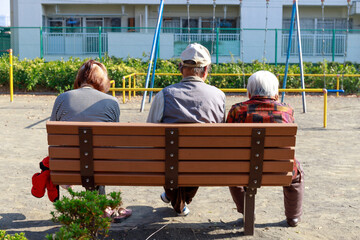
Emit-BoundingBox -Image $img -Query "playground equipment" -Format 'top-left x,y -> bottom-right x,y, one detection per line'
141,0 -> 224,110
281,0 -> 306,113
140,0 -> 165,112
340,0 -> 352,97
7,49 -> 13,102
263,0 -> 270,63
110,71 -> 358,128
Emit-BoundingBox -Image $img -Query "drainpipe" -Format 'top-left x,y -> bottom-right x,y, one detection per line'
145,5 -> 148,33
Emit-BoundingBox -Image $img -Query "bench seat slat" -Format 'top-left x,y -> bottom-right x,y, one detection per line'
48,135 -> 296,148
49,147 -> 294,160
47,122 -> 297,136
50,172 -> 292,186
49,160 -> 293,173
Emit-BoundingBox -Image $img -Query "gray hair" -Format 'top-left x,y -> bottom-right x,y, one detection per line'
192,66 -> 207,76
247,70 -> 279,97
181,60 -> 209,77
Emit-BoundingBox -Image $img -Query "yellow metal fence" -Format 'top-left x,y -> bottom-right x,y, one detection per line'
109,73 -> 352,128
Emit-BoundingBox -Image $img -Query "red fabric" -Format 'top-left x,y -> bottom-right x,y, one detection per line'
41,156 -> 49,168
31,172 -> 48,198
31,156 -> 59,202
226,97 -> 299,179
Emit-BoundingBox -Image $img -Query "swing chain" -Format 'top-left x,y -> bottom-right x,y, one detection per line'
239,0 -> 245,87
321,0 -> 326,88
211,0 -> 217,54
187,0 -> 190,44
263,0 -> 270,63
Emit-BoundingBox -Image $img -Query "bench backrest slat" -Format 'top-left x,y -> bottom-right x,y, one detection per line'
48,135 -> 296,148
48,147 -> 294,161
49,160 -> 293,173
47,122 -> 297,136
47,122 -> 297,188
50,172 -> 292,187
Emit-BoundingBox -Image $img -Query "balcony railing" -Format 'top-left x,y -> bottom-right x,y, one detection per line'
43,32 -> 108,55
174,33 -> 240,42
282,33 -> 346,56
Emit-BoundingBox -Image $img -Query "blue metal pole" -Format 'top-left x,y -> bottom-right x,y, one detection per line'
295,0 -> 307,113
140,0 -> 165,112
327,89 -> 345,93
281,1 -> 297,103
149,19 -> 162,103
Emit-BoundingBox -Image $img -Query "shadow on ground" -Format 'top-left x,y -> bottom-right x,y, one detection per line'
0,213 -> 58,239
108,206 -> 289,240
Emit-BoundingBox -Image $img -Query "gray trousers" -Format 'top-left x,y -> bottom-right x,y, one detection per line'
229,169 -> 304,219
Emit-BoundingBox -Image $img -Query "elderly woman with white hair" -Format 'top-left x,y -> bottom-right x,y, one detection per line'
226,70 -> 304,227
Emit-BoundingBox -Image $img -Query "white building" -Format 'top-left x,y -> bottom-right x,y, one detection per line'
10,0 -> 360,63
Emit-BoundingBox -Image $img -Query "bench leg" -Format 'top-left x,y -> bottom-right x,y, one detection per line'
244,188 -> 256,236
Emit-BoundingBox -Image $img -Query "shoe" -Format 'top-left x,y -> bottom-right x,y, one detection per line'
287,218 -> 300,227
104,207 -> 132,223
113,208 -> 132,223
160,192 -> 170,203
177,205 -> 190,216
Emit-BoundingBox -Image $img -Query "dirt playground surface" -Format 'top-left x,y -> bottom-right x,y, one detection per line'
0,93 -> 359,240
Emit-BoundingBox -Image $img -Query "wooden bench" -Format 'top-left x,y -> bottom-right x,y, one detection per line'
46,121 -> 297,235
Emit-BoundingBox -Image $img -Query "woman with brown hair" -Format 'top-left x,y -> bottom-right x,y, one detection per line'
51,59 -> 119,122
50,59 -> 132,221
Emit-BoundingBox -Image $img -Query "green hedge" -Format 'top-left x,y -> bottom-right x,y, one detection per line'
0,55 -> 359,94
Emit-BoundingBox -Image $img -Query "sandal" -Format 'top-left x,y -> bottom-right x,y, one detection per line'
104,207 -> 132,223
118,208 -> 132,218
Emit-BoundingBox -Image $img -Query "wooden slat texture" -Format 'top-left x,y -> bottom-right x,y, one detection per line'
49,147 -> 294,161
179,149 -> 294,160
48,135 -> 295,148
50,172 -> 292,186
47,121 -> 297,189
49,147 -> 165,160
47,122 -> 297,136
49,160 -> 293,173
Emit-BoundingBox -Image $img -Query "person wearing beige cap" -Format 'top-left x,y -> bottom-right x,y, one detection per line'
147,43 -> 226,216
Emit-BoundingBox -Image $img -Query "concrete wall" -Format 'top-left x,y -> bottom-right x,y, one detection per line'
108,32 -> 174,59
346,33 -> 360,63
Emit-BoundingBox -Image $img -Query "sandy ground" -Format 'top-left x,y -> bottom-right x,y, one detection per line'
0,93 -> 359,240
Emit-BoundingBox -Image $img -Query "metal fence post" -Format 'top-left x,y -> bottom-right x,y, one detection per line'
275,29 -> 278,66
40,27 -> 43,58
216,27 -> 219,65
99,26 -> 102,61
9,49 -> 13,102
332,28 -> 335,62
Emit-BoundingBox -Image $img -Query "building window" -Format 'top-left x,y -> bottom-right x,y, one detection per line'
104,18 -> 121,32
86,18 -> 103,33
48,18 -> 63,32
65,18 -> 82,33
163,17 -> 180,33
182,18 -> 198,33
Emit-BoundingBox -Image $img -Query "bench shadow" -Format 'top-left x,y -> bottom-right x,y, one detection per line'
25,117 -> 50,129
0,209 -> 289,239
0,213 -> 58,240
109,206 -> 289,239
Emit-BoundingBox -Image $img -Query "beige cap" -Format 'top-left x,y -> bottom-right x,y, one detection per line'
180,43 -> 211,67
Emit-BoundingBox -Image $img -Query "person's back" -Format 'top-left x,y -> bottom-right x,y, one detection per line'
227,96 -> 294,124
162,76 -> 225,123
47,60 -> 131,221
226,70 -> 304,228
147,43 -> 225,216
50,87 -> 119,122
